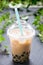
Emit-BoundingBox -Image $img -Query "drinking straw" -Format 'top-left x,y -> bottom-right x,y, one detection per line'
15,8 -> 23,35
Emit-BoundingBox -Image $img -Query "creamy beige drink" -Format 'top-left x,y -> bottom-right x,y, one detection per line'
7,23 -> 35,63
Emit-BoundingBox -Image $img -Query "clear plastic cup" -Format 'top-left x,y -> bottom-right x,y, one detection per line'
7,20 -> 35,63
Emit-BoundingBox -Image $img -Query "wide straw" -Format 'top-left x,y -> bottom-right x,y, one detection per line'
15,8 -> 23,35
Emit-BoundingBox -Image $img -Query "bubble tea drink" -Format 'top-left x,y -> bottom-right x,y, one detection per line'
7,21 -> 35,63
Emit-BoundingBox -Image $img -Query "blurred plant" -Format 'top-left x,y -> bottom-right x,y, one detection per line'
0,12 -> 10,43
0,0 -> 9,12
0,0 -> 43,12
0,12 -> 14,54
33,8 -> 43,43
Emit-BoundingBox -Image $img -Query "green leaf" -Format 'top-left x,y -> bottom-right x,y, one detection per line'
37,8 -> 43,16
5,12 -> 10,19
3,19 -> 13,28
2,12 -> 10,20
33,19 -> 39,26
0,17 -> 3,23
40,9 -> 43,16
2,1 -> 8,7
38,32 -> 43,42
0,12 -> 10,23
11,1 -> 16,6
30,0 -> 37,5
2,15 -> 6,20
4,45 -> 8,49
0,8 -> 3,12
3,24 -> 7,28
0,29 -> 5,34
0,35 -> 5,43
35,16 -> 40,21
37,24 -> 43,32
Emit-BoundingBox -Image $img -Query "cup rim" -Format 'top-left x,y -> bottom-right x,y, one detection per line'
7,21 -> 35,39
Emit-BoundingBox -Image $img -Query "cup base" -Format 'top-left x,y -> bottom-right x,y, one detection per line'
12,51 -> 30,63
13,58 -> 29,63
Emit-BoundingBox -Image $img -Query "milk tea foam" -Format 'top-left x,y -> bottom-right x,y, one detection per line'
7,23 -> 35,62
9,28 -> 32,42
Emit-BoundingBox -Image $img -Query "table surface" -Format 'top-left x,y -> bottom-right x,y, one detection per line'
0,8 -> 43,65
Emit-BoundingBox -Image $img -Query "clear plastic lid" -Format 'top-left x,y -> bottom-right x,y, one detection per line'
7,20 -> 35,39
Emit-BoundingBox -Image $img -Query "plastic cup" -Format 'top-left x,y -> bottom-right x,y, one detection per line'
7,20 -> 35,63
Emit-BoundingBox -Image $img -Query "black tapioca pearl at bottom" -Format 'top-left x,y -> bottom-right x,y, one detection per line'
21,54 -> 24,57
13,57 -> 18,60
13,55 -> 19,59
15,59 -> 19,62
12,55 -> 15,58
15,55 -> 18,57
13,56 -> 16,58
13,58 -> 21,62
23,52 -> 25,54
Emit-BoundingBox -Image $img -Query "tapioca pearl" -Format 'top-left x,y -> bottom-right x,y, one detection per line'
13,55 -> 21,62
15,59 -> 19,62
21,53 -> 25,57
15,55 -> 18,57
23,52 -> 26,54
13,57 -> 19,62
21,52 -> 28,59
13,56 -> 16,58
21,52 -> 26,57
13,55 -> 19,61
13,59 -> 20,63
18,56 -> 21,59
13,57 -> 17,60
12,55 -> 16,59
12,55 -> 18,59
